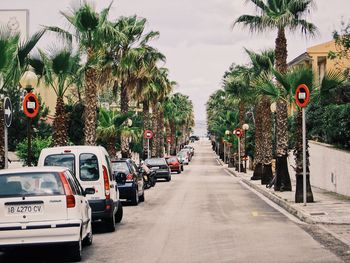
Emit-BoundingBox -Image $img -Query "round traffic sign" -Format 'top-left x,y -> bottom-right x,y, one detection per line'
234,128 -> 243,138
23,93 -> 39,118
4,97 -> 12,127
144,129 -> 154,139
295,84 -> 310,108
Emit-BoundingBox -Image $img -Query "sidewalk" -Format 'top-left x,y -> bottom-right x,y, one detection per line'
224,164 -> 350,225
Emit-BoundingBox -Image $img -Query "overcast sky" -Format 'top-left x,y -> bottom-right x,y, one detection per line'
1,0 -> 350,122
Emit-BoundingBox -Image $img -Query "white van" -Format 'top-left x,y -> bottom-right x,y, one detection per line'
38,146 -> 122,232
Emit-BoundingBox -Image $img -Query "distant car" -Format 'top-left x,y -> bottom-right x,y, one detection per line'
145,158 -> 171,181
111,159 -> 145,205
179,148 -> 192,161
183,145 -> 195,156
0,166 -> 94,262
177,151 -> 189,165
189,135 -> 200,141
165,156 -> 183,173
38,146 -> 123,232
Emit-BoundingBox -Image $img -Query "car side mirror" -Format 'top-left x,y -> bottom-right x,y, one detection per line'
84,187 -> 95,196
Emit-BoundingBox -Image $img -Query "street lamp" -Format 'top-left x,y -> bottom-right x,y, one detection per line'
20,70 -> 38,167
242,124 -> 249,173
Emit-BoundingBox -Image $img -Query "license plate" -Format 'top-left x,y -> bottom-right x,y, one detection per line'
6,204 -> 44,215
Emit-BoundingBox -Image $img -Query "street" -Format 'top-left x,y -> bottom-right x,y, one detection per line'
0,139 -> 343,263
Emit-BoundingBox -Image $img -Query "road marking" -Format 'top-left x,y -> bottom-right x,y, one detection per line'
252,211 -> 259,217
223,168 -> 305,225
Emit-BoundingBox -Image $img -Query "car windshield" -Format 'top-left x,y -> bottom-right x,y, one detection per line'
145,158 -> 166,166
44,154 -> 75,174
0,172 -> 64,198
111,162 -> 130,173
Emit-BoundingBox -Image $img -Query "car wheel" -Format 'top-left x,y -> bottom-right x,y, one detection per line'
151,177 -> 156,187
105,211 -> 116,232
115,201 -> 123,223
166,175 -> 171,182
131,188 -> 139,206
82,223 -> 93,246
70,235 -> 82,262
177,169 -> 181,174
139,191 -> 145,202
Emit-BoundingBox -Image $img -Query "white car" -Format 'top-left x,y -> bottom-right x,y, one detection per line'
0,166 -> 94,262
38,146 -> 123,232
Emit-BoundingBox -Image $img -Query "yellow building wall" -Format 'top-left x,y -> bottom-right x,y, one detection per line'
306,40 -> 350,84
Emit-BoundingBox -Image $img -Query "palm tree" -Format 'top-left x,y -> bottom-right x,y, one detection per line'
97,108 -> 119,158
30,48 -> 81,146
223,64 -> 254,170
234,0 -> 317,191
245,49 -> 275,184
47,2 -> 122,145
0,29 -> 45,168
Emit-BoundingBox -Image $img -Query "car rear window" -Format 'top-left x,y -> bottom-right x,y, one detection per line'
145,159 -> 166,166
0,172 -> 64,197
80,153 -> 99,181
167,157 -> 178,162
111,162 -> 130,173
44,154 -> 75,173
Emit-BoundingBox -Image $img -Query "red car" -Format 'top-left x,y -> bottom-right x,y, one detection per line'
165,156 -> 183,174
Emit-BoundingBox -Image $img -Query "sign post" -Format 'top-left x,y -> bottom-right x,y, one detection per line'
295,84 -> 310,206
4,97 -> 12,169
144,130 -> 154,159
234,128 -> 243,173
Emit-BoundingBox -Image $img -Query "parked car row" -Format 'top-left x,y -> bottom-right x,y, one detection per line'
0,144 -> 195,262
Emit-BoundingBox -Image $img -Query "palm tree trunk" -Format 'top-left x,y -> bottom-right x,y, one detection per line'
53,97 -> 68,147
84,64 -> 98,146
170,122 -> 176,155
107,138 -> 117,159
120,81 -> 129,114
120,81 -> 130,158
142,100 -> 150,159
166,123 -> 171,155
274,27 -> 292,191
151,104 -> 158,157
252,100 -> 263,180
157,108 -> 165,157
261,96 -> 273,185
294,109 -> 313,203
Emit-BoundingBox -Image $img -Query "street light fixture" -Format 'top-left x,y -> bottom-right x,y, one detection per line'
242,124 -> 249,173
20,70 -> 38,167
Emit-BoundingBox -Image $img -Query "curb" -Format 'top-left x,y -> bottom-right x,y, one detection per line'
224,167 -> 316,224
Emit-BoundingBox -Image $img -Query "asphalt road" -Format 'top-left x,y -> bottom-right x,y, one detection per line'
0,139 -> 343,263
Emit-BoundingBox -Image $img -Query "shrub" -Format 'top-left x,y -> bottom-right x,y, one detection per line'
16,136 -> 52,166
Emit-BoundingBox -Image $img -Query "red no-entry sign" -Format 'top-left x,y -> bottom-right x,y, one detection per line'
295,84 -> 310,108
144,130 -> 154,139
22,93 -> 39,118
234,128 -> 243,138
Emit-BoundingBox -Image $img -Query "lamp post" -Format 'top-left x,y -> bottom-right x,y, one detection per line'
20,71 -> 38,167
225,130 -> 230,163
242,124 -> 249,173
270,102 -> 277,160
